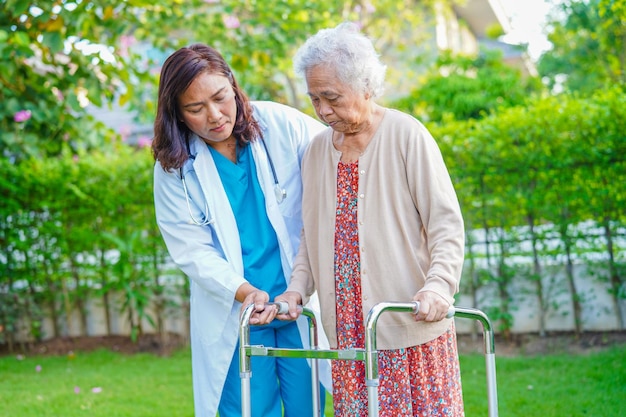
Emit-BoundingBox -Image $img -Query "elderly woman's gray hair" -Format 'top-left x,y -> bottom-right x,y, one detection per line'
293,22 -> 387,98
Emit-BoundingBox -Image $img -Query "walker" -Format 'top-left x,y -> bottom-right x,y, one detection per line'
239,301 -> 498,417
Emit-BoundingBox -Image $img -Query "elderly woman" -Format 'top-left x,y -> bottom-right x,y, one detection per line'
263,23 -> 466,416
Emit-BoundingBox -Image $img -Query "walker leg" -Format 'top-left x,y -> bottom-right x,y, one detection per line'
308,313 -> 322,417
240,304 -> 254,417
365,302 -> 499,417
367,384 -> 379,417
240,303 -> 325,417
241,373 -> 252,417
486,353 -> 498,417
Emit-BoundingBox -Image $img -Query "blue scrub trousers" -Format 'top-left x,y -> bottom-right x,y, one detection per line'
218,320 -> 324,417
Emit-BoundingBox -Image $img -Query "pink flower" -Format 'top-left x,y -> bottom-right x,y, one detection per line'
14,110 -> 32,123
354,3 -> 375,14
223,15 -> 240,29
118,124 -> 132,142
52,87 -> 64,101
92,387 -> 102,394
35,365 -> 42,372
137,135 -> 152,148
74,386 -> 81,394
120,35 -> 135,48
118,35 -> 136,57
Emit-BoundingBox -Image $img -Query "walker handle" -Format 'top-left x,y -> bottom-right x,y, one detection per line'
412,301 -> 455,319
269,301 -> 302,315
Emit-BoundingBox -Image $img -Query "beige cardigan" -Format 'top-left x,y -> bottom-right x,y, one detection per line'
288,108 -> 465,350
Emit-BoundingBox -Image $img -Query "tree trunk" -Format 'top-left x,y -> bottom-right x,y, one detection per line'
71,264 -> 88,336
560,223 -> 582,337
61,278 -> 73,337
603,218 -> 625,329
527,215 -> 546,337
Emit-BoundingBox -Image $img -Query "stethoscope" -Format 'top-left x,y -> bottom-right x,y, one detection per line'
260,137 -> 287,204
179,138 -> 286,226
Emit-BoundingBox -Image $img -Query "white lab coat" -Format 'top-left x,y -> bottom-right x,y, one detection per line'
153,101 -> 331,417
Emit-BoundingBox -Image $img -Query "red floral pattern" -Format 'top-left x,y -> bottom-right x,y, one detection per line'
332,161 -> 465,416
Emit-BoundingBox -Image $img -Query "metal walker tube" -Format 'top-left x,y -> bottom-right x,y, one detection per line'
239,303 -> 322,417
454,306 -> 499,417
365,302 -> 498,417
240,301 -> 499,417
239,305 -> 254,417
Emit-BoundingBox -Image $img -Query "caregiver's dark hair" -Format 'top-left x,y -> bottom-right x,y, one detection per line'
151,43 -> 262,171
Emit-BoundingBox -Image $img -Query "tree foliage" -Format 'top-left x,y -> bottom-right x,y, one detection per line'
537,0 -> 626,94
0,0 -> 446,161
391,49 -> 544,122
433,85 -> 626,334
2,86 -> 624,344
0,0 -> 165,160
2,0 -> 624,343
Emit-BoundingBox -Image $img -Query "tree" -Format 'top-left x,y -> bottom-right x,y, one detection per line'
391,49 -> 543,122
0,0 -> 167,160
537,0 -> 626,94
1,0 -> 447,161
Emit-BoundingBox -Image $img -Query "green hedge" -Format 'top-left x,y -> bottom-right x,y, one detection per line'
1,88 -> 625,349
0,145 -> 181,349
432,86 -> 626,335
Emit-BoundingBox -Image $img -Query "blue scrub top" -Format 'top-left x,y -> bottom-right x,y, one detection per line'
208,143 -> 287,300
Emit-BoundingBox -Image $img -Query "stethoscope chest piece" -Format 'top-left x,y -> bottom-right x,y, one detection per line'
261,138 -> 286,204
274,184 -> 287,204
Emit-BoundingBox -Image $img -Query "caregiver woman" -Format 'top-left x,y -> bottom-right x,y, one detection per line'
151,44 -> 328,417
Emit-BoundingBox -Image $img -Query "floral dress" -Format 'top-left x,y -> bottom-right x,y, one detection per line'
332,161 -> 465,417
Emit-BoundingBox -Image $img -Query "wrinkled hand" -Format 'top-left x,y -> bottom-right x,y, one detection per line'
412,291 -> 451,322
274,291 -> 303,321
241,289 -> 276,326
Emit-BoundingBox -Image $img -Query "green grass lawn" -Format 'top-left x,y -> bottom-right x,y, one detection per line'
0,347 -> 624,416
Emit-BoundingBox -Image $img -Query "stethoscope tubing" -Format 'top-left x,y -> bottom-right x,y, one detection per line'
179,138 -> 286,226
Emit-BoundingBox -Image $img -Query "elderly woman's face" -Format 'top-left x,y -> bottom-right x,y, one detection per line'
178,71 -> 238,145
305,65 -> 371,134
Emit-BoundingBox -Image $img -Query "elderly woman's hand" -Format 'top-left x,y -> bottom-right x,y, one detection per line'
274,291 -> 304,320
412,290 -> 451,322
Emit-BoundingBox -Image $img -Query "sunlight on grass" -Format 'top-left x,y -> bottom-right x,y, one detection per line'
0,349 -> 193,417
460,348 -> 626,416
1,347 -> 624,416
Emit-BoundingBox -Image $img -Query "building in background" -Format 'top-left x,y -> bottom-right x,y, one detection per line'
447,0 -> 538,77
